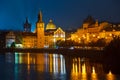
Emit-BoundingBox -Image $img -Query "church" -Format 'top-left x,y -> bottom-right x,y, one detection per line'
22,11 -> 65,48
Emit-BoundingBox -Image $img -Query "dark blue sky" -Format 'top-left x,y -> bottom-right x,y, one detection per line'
0,0 -> 120,31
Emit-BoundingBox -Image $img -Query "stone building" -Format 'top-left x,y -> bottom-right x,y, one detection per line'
71,16 -> 120,44
22,11 -> 65,48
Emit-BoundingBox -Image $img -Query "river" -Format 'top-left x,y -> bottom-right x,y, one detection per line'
0,52 -> 120,80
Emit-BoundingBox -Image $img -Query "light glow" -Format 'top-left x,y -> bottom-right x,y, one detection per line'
91,66 -> 97,80
82,63 -> 86,74
106,70 -> 115,80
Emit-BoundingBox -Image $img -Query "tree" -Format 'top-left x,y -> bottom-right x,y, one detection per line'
103,36 -> 120,74
96,38 -> 106,47
10,42 -> 16,48
56,40 -> 79,48
88,38 -> 106,47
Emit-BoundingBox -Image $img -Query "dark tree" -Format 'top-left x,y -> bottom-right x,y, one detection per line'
56,40 -> 79,48
96,38 -> 106,47
11,42 -> 16,48
103,36 -> 120,74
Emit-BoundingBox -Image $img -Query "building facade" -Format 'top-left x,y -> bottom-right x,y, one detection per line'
22,11 -> 65,48
4,15 -> 120,48
71,16 -> 120,45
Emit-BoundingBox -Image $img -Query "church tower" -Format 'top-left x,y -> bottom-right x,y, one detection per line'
24,17 -> 31,32
36,11 -> 45,48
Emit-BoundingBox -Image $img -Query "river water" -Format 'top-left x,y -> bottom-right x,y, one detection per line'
0,52 -> 120,80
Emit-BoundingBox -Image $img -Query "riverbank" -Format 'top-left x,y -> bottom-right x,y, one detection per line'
0,48 -> 103,53
0,48 -> 103,61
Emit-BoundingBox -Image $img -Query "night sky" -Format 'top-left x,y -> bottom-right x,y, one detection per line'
0,0 -> 120,31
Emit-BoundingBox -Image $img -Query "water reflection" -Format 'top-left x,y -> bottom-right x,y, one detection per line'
91,66 -> 98,80
106,71 -> 116,80
6,52 -> 66,74
71,57 -> 103,80
81,63 -> 87,80
4,52 -> 119,80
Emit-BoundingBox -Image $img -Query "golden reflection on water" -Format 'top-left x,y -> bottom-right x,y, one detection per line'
82,63 -> 86,75
91,67 -> 97,80
81,63 -> 87,80
71,57 -> 88,80
71,58 -> 81,80
27,53 -> 30,74
14,52 -> 66,74
71,57 -> 103,80
27,53 -> 30,65
81,73 -> 87,80
5,52 -> 118,80
106,71 -> 116,80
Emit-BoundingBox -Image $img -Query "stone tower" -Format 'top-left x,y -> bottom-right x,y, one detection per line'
36,11 -> 45,48
24,17 -> 31,32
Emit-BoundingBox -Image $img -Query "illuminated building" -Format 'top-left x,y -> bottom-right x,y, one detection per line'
4,14 -> 120,48
2,11 -> 65,48
36,11 -> 45,48
0,30 -> 23,48
71,16 -> 120,45
6,31 -> 15,48
45,20 -> 65,48
22,11 -> 65,48
22,32 -> 37,48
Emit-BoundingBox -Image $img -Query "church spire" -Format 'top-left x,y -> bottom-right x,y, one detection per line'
38,11 -> 42,22
25,17 -> 28,23
24,17 -> 31,32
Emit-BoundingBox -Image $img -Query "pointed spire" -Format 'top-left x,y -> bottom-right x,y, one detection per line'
96,19 -> 98,23
49,19 -> 52,23
95,19 -> 98,27
38,11 -> 42,22
24,17 -> 31,32
25,17 -> 28,23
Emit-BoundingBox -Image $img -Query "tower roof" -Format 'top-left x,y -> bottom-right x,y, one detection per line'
83,15 -> 95,24
25,17 -> 29,23
37,11 -> 43,22
46,19 -> 56,30
24,17 -> 31,27
24,17 -> 31,32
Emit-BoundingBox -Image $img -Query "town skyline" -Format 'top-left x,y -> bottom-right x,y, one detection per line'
0,0 -> 120,31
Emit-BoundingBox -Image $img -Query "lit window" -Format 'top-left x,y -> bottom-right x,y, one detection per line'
56,35 -> 58,37
109,33 -> 112,37
97,36 -> 100,38
61,34 -> 63,37
118,25 -> 120,27
82,35 -> 86,39
113,25 -> 116,27
92,34 -> 95,37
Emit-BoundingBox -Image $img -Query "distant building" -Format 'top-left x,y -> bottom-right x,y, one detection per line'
3,15 -> 120,48
0,30 -> 22,48
71,16 -> 120,44
6,31 -> 16,48
24,17 -> 31,32
0,11 -> 65,48
22,11 -> 65,48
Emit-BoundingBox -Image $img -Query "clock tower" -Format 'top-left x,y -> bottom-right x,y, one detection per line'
36,11 -> 45,48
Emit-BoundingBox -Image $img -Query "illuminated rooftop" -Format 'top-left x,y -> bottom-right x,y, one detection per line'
46,20 -> 56,30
